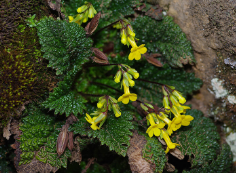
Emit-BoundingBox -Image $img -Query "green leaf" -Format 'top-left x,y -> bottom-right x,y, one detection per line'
19,104 -> 71,169
142,136 -> 167,173
171,109 -> 221,168
36,123 -> 71,169
71,110 -> 134,156
132,16 -> 195,67
36,17 -> 92,75
135,64 -> 202,106
42,69 -> 87,116
182,143 -> 233,173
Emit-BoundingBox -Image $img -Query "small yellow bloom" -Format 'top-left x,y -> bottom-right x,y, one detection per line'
172,90 -> 186,104
85,113 -> 100,130
181,115 -> 194,126
85,113 -> 107,130
161,130 -> 180,153
127,68 -> 139,79
127,38 -> 147,61
118,80 -> 137,104
146,114 -> 165,138
97,98 -> 106,108
112,104 -> 121,117
114,70 -> 122,83
121,30 -> 127,45
68,16 -> 74,22
158,113 -> 181,135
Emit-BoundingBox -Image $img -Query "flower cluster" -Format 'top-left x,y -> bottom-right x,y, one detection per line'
113,20 -> 147,61
114,64 -> 139,104
85,96 -> 121,130
68,2 -> 97,25
143,86 -> 194,153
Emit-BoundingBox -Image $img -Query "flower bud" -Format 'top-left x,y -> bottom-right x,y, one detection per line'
114,70 -> 122,83
77,5 -> 87,13
112,104 -> 121,117
127,68 -> 139,79
97,98 -> 106,108
127,25 -> 135,38
88,7 -> 94,18
172,90 -> 186,104
163,96 -> 170,111
121,29 -> 127,45
83,10 -> 89,23
68,16 -> 74,22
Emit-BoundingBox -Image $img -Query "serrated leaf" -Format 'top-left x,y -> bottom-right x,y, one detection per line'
36,17 -> 92,75
135,64 -> 202,106
171,109 -> 220,168
36,123 -> 71,169
19,106 -> 71,169
43,69 -> 87,116
71,110 -> 134,156
182,143 -> 233,173
142,136 -> 167,173
132,16 -> 195,67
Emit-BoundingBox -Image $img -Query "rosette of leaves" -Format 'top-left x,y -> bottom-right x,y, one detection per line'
169,109 -> 233,172
36,17 -> 93,75
18,106 -> 71,169
70,108 -> 134,157
132,16 -> 195,67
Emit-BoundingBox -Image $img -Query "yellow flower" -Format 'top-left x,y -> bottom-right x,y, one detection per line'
170,106 -> 194,127
127,68 -> 139,79
68,16 -> 74,22
163,96 -> 170,113
85,113 -> 100,130
85,113 -> 107,130
161,130 -> 180,153
172,90 -> 186,104
112,104 -> 121,117
146,114 -> 165,138
128,37 -> 147,61
121,30 -> 127,45
114,70 -> 122,83
118,80 -> 137,104
158,112 -> 181,135
97,98 -> 106,108
170,95 -> 190,113
181,115 -> 194,126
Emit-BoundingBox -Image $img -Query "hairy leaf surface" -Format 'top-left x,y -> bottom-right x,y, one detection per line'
37,17 -> 92,75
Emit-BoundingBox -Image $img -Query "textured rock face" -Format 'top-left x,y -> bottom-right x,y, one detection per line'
157,0 -> 236,115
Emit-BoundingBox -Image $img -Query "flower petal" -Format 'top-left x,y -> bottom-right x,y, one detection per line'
184,115 -> 194,121
133,51 -> 141,60
139,47 -> 147,54
128,52 -> 135,60
129,94 -> 137,101
153,128 -> 161,136
122,97 -> 130,104
148,129 -> 154,138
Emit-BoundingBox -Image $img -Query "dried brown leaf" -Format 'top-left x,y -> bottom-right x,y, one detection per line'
144,53 -> 163,67
169,147 -> 184,160
57,124 -> 69,157
127,131 -> 154,173
86,12 -> 101,35
67,131 -> 74,151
